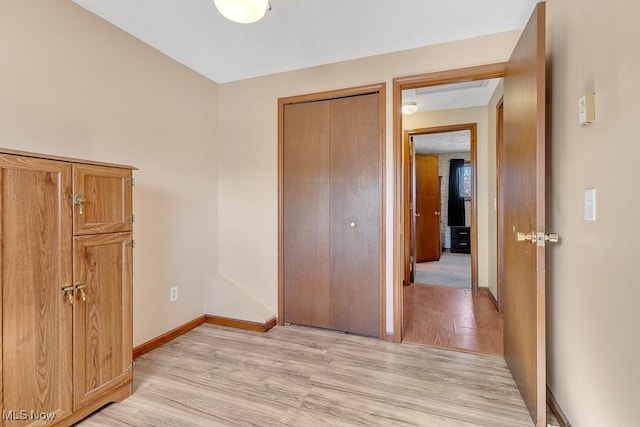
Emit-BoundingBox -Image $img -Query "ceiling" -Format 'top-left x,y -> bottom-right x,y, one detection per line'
403,78 -> 501,112
414,130 -> 470,154
72,0 -> 537,84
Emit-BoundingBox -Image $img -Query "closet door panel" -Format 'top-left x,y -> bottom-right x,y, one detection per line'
329,93 -> 381,337
0,155 -> 74,425
283,101 -> 331,328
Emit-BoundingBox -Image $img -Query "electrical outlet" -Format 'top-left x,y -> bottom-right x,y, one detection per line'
170,287 -> 178,302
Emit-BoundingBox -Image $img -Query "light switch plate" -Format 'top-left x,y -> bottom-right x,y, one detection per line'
578,93 -> 595,126
584,188 -> 596,221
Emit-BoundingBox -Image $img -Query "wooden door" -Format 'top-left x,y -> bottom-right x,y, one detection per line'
282,90 -> 382,338
0,155 -> 74,425
282,101 -> 331,329
503,3 -> 546,425
73,164 -> 133,235
415,154 -> 441,262
73,232 -> 133,409
329,93 -> 381,337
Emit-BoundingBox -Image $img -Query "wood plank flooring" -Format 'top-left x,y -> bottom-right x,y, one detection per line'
80,324 -> 535,426
403,284 -> 503,356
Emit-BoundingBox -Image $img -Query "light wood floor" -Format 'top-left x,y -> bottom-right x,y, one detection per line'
403,284 -> 503,356
80,324 -> 535,426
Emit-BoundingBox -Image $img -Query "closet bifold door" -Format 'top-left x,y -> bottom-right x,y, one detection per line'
282,100 -> 331,329
329,93 -> 380,337
0,154 -> 74,425
73,164 -> 133,236
282,91 -> 381,337
73,232 -> 133,410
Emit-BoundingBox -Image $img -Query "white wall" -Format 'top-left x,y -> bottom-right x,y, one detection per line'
0,0 -> 219,346
546,1 -> 640,425
487,80 -> 504,298
213,32 -> 521,332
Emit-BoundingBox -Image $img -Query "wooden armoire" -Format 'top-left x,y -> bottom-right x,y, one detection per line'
0,149 -> 134,426
280,86 -> 384,338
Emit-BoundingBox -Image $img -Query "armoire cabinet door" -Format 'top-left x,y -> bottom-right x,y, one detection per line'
73,164 -> 133,235
73,232 -> 133,410
0,155 -> 74,425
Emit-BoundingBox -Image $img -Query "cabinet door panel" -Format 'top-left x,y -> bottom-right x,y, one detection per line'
73,232 -> 133,409
0,155 -> 74,425
73,164 -> 133,235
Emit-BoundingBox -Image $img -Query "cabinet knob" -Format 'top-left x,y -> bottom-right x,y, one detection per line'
61,285 -> 74,304
350,222 -> 356,228
74,194 -> 86,216
75,283 -> 87,302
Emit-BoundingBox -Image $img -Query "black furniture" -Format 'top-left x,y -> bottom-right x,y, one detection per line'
450,226 -> 470,253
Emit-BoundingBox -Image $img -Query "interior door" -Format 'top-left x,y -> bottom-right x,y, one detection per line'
415,154 -> 441,262
329,93 -> 381,337
502,3 -> 546,425
282,91 -> 381,338
282,101 -> 331,329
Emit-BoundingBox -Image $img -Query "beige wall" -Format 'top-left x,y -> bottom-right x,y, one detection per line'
215,32 -> 520,332
486,79 -> 504,298
0,1 -> 219,346
546,1 -> 640,425
404,107 -> 491,287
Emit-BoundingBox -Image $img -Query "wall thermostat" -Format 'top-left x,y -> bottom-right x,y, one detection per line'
578,93 -> 595,126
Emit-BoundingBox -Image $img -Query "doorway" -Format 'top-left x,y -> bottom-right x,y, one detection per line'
393,64 -> 505,355
406,124 -> 477,292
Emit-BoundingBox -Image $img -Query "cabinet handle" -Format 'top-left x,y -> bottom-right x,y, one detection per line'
61,285 -> 74,304
75,283 -> 87,302
74,194 -> 86,216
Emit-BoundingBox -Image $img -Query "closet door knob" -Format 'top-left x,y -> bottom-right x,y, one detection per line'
350,222 -> 356,228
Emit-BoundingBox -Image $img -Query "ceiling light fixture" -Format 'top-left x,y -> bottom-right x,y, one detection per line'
401,101 -> 418,115
214,0 -> 271,24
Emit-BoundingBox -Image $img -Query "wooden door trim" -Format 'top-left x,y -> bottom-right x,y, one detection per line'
393,63 -> 505,342
277,83 -> 387,340
403,124 -> 478,292
495,97 -> 504,313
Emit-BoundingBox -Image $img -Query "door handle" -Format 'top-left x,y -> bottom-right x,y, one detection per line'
415,213 -> 421,218
516,231 -> 536,243
434,211 -> 440,216
516,231 -> 560,245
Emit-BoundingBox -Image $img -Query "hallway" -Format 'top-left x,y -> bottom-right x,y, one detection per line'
403,284 -> 503,356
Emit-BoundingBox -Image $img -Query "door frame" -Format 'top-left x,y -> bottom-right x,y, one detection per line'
495,97 -> 504,313
393,63 -> 505,342
404,124 -> 478,291
277,83 -> 387,340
